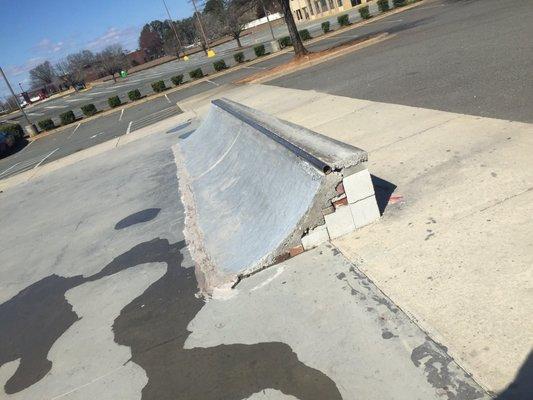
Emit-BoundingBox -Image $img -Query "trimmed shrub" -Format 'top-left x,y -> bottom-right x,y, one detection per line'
128,89 -> 142,101
189,68 -> 204,80
38,119 -> 55,131
359,5 -> 371,19
151,80 -> 167,93
213,59 -> 227,71
108,96 -> 121,108
393,0 -> 406,7
254,44 -> 266,57
59,110 -> 76,126
377,0 -> 390,12
81,104 -> 97,117
0,123 -> 24,139
338,14 -> 350,26
171,75 -> 184,86
298,29 -> 312,41
234,52 -> 245,63
279,36 -> 292,48
321,21 -> 331,33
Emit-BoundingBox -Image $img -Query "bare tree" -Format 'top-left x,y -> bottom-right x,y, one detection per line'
54,60 -> 80,90
277,0 -> 307,57
66,50 -> 96,82
222,0 -> 256,48
96,45 -> 129,83
29,61 -> 56,90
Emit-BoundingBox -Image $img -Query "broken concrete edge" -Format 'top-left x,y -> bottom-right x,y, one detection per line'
0,111 -> 196,192
174,99 -> 381,295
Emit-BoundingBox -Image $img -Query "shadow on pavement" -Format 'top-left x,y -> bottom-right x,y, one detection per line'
495,351 -> 532,400
371,174 -> 397,215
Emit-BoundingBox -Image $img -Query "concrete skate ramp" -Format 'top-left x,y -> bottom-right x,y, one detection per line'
174,99 -> 368,291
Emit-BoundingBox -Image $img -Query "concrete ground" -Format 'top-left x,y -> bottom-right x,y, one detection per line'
0,105 -> 489,399
179,83 -> 532,396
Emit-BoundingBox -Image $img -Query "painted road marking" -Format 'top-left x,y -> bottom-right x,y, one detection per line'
65,98 -> 85,103
206,79 -> 220,87
33,148 -> 60,169
45,105 -> 67,109
90,132 -> 105,139
164,94 -> 171,103
126,121 -> 133,135
0,162 -> 21,178
27,112 -> 44,116
67,123 -> 82,139
119,109 -> 125,121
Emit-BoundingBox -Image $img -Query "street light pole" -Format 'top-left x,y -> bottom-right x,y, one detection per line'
190,0 -> 211,53
260,0 -> 276,41
162,0 -> 184,58
0,66 -> 37,136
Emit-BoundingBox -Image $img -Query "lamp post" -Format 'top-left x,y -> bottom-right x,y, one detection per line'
162,0 -> 184,58
0,66 -> 37,136
189,0 -> 213,56
260,0 -> 276,41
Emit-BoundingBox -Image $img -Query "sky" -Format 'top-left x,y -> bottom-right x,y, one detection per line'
0,0 -> 195,96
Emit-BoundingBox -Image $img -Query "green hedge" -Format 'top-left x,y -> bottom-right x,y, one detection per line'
213,59 -> 227,71
298,29 -> 312,41
279,36 -> 292,48
377,0 -> 390,12
234,52 -> 245,63
254,44 -> 266,57
321,21 -> 331,33
171,75 -> 184,86
359,5 -> 371,19
0,123 -> 24,139
108,96 -> 121,108
59,110 -> 76,126
151,80 -> 167,93
128,89 -> 142,101
81,104 -> 97,117
189,68 -> 204,80
38,119 -> 55,131
393,0 -> 406,7
338,14 -> 350,26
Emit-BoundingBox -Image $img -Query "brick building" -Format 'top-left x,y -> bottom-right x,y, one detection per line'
290,0 -> 368,22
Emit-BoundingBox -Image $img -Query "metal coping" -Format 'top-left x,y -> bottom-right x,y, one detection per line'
212,99 -> 331,174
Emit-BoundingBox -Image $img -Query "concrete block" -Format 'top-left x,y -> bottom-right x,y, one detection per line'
301,225 -> 330,250
350,196 -> 380,228
325,205 -> 355,239
344,169 -> 375,204
289,245 -> 305,257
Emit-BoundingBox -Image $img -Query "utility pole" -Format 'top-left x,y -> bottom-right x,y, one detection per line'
0,66 -> 37,136
162,0 -> 184,58
260,0 -> 276,41
190,0 -> 211,54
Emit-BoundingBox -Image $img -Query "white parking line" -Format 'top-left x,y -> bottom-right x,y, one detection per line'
45,105 -> 67,109
65,98 -> 85,103
33,148 -> 60,169
164,94 -> 171,103
90,132 -> 105,139
27,112 -> 44,116
0,162 -> 21,178
126,121 -> 133,135
119,109 -> 125,121
67,123 -> 82,139
206,79 -> 220,87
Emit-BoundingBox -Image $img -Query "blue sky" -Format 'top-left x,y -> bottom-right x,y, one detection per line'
0,0 -> 194,95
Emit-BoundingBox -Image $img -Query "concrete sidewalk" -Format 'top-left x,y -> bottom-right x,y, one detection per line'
179,83 -> 533,395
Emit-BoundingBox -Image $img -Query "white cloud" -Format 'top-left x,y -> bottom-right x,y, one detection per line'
85,26 -> 139,52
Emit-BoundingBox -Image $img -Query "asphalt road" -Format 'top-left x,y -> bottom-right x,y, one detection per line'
271,0 -> 533,123
2,0 -> 531,180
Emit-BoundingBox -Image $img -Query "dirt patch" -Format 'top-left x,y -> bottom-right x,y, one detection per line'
237,32 -> 391,84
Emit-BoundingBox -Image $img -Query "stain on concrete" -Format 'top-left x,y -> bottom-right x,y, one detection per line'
336,272 -> 346,280
411,341 -> 485,400
381,330 -> 396,340
113,240 -> 344,400
1,236 -> 343,399
115,208 -> 161,230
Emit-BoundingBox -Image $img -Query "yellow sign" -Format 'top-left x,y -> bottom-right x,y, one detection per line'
207,49 -> 216,58
183,55 -> 190,61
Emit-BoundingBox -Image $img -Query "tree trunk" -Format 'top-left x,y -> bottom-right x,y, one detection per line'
112,73 -> 117,83
279,0 -> 308,58
235,34 -> 242,48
